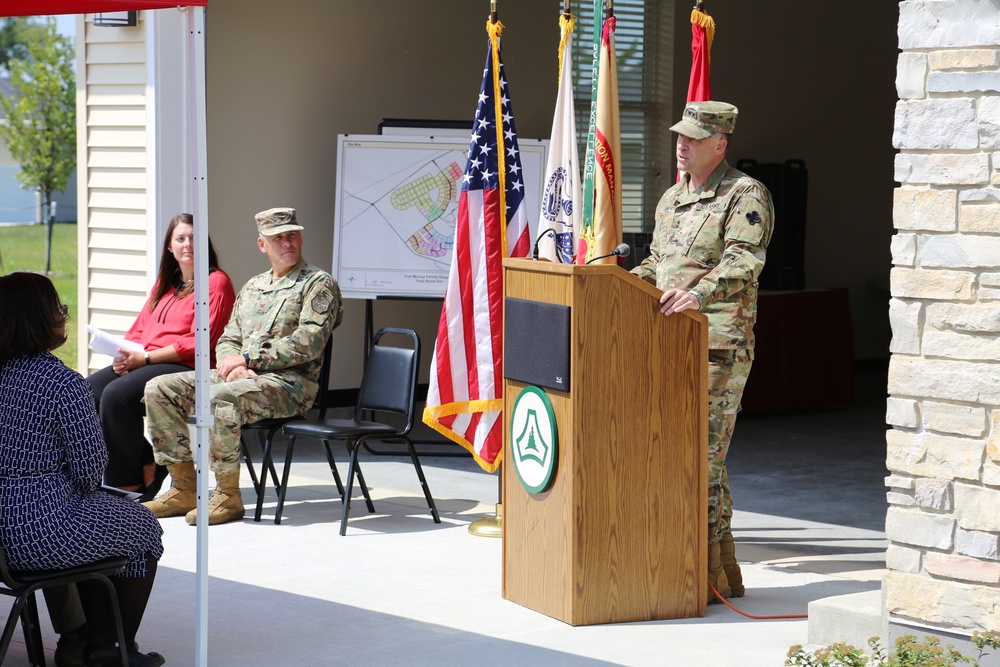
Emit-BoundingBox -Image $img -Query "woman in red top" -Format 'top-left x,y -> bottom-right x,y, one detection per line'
87,213 -> 236,500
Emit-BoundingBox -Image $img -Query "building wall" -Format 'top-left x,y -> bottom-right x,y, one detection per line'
886,0 -> 1000,635
677,1 -> 900,360
0,165 -> 79,224
76,2 -> 901,384
76,14 -> 152,371
203,0 -> 559,388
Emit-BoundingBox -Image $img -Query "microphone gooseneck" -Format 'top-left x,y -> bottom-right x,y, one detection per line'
532,228 -> 557,261
585,243 -> 631,265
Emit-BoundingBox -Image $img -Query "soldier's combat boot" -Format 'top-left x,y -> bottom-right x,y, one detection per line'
720,532 -> 745,598
186,470 -> 244,526
142,462 -> 196,518
708,541 -> 731,603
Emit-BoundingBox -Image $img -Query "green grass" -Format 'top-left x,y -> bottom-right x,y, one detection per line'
0,223 -> 79,370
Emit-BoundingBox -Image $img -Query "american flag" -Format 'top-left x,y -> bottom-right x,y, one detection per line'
422,21 -> 529,472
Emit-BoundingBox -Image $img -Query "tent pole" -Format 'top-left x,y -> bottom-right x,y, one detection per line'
186,7 -> 212,667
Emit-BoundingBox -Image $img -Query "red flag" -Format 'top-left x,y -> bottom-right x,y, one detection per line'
687,7 -> 715,102
422,20 -> 529,472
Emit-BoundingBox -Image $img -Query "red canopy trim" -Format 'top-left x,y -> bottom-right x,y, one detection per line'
1,1 -> 206,18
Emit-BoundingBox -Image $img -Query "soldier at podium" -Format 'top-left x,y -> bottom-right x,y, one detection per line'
631,101 -> 774,603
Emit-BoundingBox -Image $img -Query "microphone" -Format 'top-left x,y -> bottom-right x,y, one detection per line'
532,228 -> 556,260
585,243 -> 630,265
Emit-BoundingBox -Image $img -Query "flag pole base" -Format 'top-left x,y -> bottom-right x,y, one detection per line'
468,503 -> 503,538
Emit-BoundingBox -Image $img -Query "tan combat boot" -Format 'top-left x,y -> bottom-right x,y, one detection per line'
719,532 -> 745,598
186,470 -> 244,526
708,541 -> 731,603
141,461 -> 196,518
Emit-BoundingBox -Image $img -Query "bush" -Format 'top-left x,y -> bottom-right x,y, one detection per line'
786,633 -> 1000,667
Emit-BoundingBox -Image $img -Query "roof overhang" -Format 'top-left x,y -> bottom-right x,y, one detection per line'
1,1 -> 207,18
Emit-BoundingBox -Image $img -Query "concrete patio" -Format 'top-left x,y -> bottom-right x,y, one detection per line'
5,377 -> 889,666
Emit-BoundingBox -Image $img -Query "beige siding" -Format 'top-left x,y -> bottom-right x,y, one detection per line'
79,15 -> 150,373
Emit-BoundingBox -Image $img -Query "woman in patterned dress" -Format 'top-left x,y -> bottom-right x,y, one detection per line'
0,272 -> 166,667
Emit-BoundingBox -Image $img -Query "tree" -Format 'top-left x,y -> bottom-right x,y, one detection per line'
0,18 -> 47,78
0,19 -> 75,275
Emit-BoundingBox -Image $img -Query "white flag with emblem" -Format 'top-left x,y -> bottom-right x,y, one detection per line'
536,13 -> 580,264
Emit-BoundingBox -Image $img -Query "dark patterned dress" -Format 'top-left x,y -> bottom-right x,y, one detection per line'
0,353 -> 163,577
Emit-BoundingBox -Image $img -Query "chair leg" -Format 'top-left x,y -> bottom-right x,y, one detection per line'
340,443 -> 360,536
321,440 -> 345,501
241,435 -> 262,497
339,441 -> 374,535
273,435 -> 298,525
1,597 -> 29,666
20,593 -> 44,667
255,430 -> 281,523
347,440 -> 374,512
98,577 -> 130,667
405,437 -> 441,523
258,429 -> 282,493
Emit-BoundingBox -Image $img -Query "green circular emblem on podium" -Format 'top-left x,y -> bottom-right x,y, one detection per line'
510,385 -> 558,494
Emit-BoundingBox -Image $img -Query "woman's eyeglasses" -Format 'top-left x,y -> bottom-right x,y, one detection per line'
58,304 -> 70,320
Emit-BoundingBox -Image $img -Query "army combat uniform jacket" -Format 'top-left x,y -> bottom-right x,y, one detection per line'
216,259 -> 342,410
631,160 -> 774,350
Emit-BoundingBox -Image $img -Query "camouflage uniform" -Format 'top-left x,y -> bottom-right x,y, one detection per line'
145,260 -> 342,475
633,155 -> 773,545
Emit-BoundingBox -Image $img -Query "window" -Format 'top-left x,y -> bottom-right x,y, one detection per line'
569,0 -> 674,233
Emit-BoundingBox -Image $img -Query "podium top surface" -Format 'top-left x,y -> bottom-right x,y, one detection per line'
502,258 -> 707,327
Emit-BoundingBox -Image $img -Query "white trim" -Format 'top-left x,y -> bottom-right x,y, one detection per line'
76,14 -> 89,368
146,7 -> 190,289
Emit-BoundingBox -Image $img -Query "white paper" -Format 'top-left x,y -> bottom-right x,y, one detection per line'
86,325 -> 144,357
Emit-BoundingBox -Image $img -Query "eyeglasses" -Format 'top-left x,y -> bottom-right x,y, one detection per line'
58,304 -> 70,320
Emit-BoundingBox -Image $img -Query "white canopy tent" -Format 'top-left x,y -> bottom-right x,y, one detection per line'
1,3 -> 213,663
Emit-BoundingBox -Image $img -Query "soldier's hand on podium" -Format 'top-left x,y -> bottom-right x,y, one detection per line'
659,289 -> 700,316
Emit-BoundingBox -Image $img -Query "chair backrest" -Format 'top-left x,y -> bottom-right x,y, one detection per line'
355,328 -> 419,434
315,335 -> 334,420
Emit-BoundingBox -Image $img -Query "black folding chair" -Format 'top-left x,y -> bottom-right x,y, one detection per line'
277,327 -> 441,534
241,336 -> 339,515
0,535 -> 129,667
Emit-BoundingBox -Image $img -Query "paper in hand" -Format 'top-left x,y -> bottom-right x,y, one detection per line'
86,325 -> 144,358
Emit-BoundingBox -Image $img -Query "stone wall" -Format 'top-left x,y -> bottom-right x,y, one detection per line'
887,0 -> 1000,634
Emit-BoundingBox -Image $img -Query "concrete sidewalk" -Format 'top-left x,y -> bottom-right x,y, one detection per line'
7,439 -> 885,667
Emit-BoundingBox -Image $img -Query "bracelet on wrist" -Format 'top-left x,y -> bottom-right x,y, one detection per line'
144,352 -> 151,366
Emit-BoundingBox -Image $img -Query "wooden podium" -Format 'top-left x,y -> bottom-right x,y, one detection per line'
501,258 -> 708,625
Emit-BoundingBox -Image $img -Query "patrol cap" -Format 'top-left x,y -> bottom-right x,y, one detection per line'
255,207 -> 304,236
670,101 -> 738,140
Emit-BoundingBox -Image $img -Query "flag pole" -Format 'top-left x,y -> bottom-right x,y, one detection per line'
469,0 -> 505,539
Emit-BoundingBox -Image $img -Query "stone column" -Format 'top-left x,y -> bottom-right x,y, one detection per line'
888,0 -> 1000,636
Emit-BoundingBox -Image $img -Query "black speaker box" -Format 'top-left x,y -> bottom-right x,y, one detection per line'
503,297 -> 571,393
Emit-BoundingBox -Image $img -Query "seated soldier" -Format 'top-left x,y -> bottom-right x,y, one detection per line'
142,207 -> 343,526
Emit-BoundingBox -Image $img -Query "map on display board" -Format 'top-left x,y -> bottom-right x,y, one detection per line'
332,134 -> 547,299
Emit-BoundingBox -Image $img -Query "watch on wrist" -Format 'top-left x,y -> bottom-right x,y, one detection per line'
242,351 -> 251,367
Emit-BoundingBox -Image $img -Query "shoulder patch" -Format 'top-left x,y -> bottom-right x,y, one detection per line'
727,194 -> 771,246
311,294 -> 331,314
